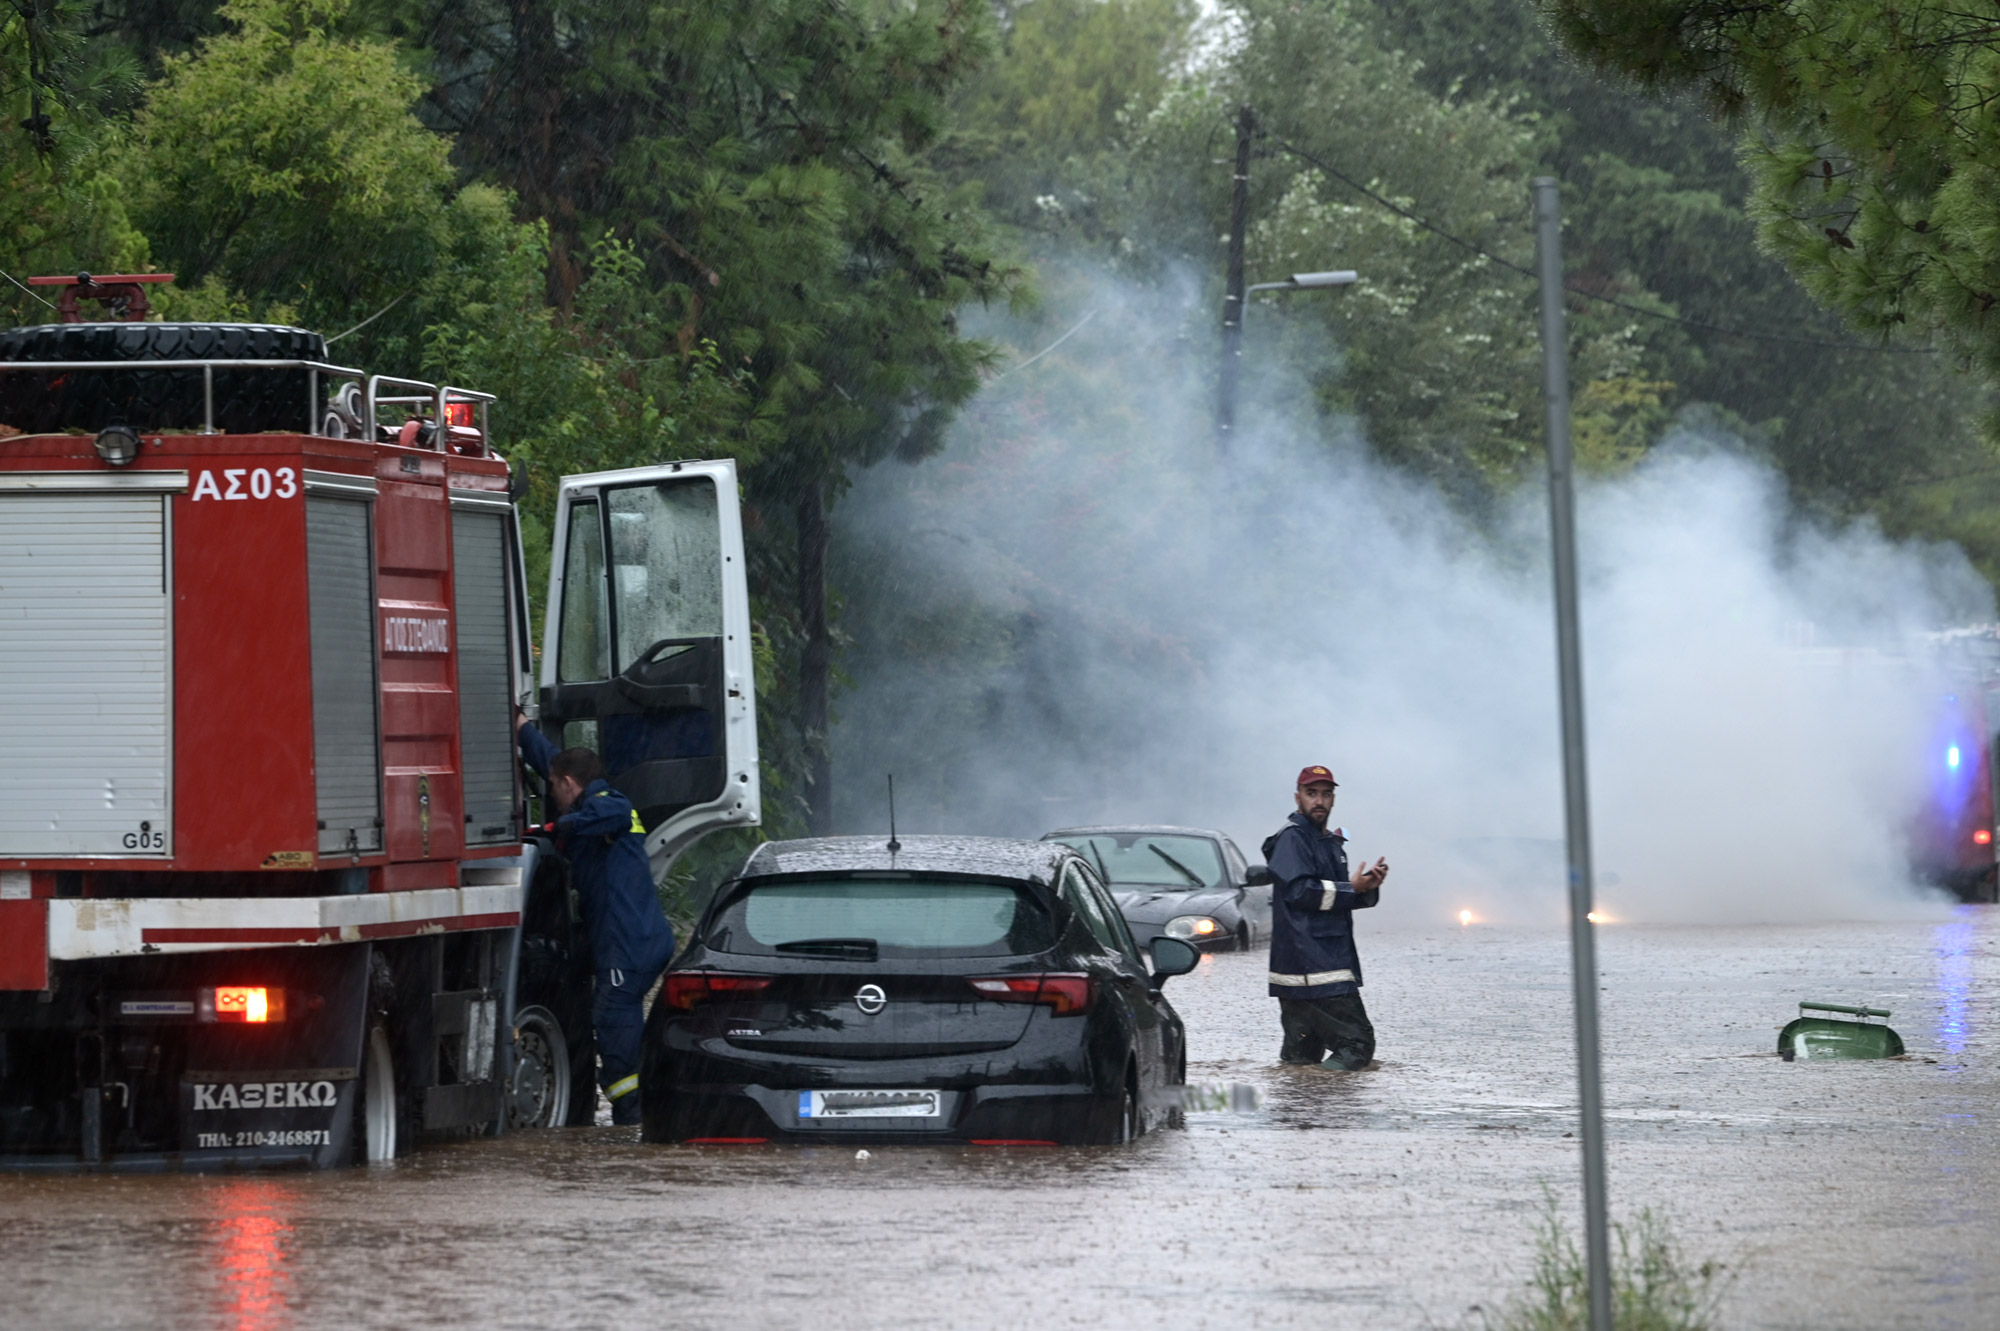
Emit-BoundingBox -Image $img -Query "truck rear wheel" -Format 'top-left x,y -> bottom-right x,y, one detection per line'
507,1005 -> 571,1130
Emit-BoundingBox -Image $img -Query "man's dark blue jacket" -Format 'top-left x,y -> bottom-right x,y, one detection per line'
1263,811 -> 1378,1000
519,724 -> 676,976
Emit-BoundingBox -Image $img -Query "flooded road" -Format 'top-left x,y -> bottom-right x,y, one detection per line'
2,911 -> 1994,1330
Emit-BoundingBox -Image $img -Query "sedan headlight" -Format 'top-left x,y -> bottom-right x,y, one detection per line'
1165,915 -> 1222,941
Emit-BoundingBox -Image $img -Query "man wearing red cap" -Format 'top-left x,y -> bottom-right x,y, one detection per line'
1260,766 -> 1389,1069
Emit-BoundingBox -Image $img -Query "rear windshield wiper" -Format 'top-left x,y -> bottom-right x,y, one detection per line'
774,937 -> 880,961
1147,844 -> 1206,888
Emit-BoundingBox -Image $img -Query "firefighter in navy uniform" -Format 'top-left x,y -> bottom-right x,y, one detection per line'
517,717 -> 677,1124
1263,765 -> 1389,1070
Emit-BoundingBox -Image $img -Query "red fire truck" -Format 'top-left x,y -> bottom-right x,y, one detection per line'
0,275 -> 760,1167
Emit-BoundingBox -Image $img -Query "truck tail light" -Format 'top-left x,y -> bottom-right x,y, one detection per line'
1976,829 -> 1992,846
198,987 -> 286,1023
663,972 -> 773,1010
967,973 -> 1093,1016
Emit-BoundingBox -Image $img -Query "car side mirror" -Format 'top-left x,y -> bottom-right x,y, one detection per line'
1148,936 -> 1200,985
1244,865 -> 1273,886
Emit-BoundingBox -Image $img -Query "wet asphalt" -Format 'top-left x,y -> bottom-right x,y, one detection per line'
0,911 -> 1993,1330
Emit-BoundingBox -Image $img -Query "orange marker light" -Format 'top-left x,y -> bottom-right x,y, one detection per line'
216,987 -> 266,1022
202,987 -> 285,1023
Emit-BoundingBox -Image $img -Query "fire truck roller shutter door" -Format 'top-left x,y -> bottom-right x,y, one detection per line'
0,486 -> 173,856
452,501 -> 515,846
306,495 -> 383,856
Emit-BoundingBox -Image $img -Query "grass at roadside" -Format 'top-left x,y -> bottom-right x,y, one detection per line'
1481,1193 -> 1731,1331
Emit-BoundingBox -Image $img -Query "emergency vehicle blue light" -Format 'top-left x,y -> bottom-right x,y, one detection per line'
1948,745 -> 1962,770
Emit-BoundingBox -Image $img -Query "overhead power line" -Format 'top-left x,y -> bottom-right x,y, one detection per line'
325,289 -> 412,346
1273,140 -> 1939,356
993,307 -> 1099,380
0,267 -> 57,311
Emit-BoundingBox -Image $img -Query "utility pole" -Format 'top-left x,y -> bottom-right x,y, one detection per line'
1216,105 -> 1254,449
1532,175 -> 1613,1331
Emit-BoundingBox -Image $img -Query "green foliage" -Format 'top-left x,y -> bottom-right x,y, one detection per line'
1363,0 -> 2000,572
1116,0 -> 1658,493
1484,1197 -> 1729,1331
111,0 -> 465,351
2,0 -> 86,145
422,228 -> 767,494
406,0 -> 1026,479
0,143 -> 152,326
942,0 -> 1196,227
1573,374 -> 1673,473
399,0 -> 1028,825
0,3 -> 150,326
1542,0 -> 2000,403
937,0 -> 1996,555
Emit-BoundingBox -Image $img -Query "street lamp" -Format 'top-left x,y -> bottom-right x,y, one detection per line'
1245,270 -> 1359,302
1216,270 -> 1359,447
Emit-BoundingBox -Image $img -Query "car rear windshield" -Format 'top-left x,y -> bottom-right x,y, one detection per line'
704,877 -> 1056,959
1054,834 -> 1225,889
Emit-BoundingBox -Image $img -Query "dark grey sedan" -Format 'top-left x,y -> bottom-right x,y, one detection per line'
1041,826 -> 1273,952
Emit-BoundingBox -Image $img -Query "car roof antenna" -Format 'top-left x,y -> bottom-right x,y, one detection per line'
887,774 -> 901,856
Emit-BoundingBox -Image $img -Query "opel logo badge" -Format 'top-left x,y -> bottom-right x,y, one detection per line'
855,984 -> 887,1015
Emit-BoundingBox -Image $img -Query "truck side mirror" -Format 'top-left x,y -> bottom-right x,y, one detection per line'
1244,865 -> 1273,886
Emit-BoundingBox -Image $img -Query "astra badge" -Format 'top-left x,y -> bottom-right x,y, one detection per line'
854,984 -> 887,1015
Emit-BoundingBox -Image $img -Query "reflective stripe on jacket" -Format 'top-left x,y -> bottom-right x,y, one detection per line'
1263,811 -> 1378,999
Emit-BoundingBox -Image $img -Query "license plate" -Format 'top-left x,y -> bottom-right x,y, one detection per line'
799,1089 -> 941,1119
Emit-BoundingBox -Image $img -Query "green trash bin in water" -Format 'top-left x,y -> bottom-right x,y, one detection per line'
1778,1002 -> 1904,1061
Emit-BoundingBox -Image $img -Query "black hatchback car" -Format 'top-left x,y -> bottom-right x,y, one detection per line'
638,835 -> 1199,1145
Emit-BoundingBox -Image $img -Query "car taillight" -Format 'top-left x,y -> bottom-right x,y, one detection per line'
198,987 -> 285,1024
967,973 -> 1092,1016
1976,829 -> 1992,846
663,972 -> 774,1010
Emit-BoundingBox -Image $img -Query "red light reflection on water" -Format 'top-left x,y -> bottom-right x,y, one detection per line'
207,1179 -> 296,1331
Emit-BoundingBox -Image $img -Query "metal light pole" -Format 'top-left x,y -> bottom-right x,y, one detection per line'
1216,271 -> 1359,446
1532,175 -> 1613,1331
1205,259 -> 1358,815
1217,105 -> 1256,449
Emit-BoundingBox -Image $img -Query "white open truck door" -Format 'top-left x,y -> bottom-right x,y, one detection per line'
538,460 -> 760,880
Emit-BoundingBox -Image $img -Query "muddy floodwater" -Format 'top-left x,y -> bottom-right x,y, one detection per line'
1,912 -> 1994,1330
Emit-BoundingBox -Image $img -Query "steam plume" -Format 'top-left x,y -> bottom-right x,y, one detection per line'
830,268 -> 1990,924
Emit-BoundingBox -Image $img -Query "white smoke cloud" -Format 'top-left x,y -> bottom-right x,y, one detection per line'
829,266 -> 1991,925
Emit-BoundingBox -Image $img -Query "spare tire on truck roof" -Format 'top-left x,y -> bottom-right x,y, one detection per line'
0,321 -> 328,436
